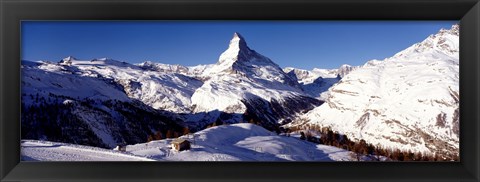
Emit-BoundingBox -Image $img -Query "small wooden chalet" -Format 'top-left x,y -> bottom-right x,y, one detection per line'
171,138 -> 191,151
115,144 -> 127,152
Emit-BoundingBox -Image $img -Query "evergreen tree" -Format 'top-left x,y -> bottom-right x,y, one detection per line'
166,130 -> 174,138
154,131 -> 163,140
183,127 -> 191,135
300,131 -> 306,140
147,135 -> 154,142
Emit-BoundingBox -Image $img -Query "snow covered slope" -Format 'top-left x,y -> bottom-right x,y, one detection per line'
289,24 -> 460,158
22,124 -> 372,161
128,123 -> 361,161
22,60 -> 131,104
21,140 -> 154,161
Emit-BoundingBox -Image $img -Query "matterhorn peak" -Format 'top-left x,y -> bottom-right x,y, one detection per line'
217,32 -> 256,65
228,32 -> 249,51
204,32 -> 301,89
233,32 -> 241,37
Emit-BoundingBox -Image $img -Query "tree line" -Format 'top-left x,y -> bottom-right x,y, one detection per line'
147,127 -> 191,142
288,124 -> 459,161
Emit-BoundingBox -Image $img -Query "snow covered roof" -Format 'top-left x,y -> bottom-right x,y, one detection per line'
171,138 -> 189,144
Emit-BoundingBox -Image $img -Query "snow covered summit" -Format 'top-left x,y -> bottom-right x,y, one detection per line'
393,24 -> 459,59
204,32 -> 299,88
218,32 -> 251,64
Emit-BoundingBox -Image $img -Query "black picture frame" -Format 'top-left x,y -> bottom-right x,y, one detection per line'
1,0 -> 479,181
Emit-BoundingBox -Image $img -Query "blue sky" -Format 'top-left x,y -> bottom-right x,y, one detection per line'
22,21 -> 458,70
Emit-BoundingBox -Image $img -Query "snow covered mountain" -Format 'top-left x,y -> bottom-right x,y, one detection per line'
21,25 -> 459,161
28,56 -> 204,113
22,58 -> 191,148
22,123 -> 385,161
283,64 -> 358,100
288,24 -> 460,158
21,32 -> 324,148
188,32 -> 322,130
